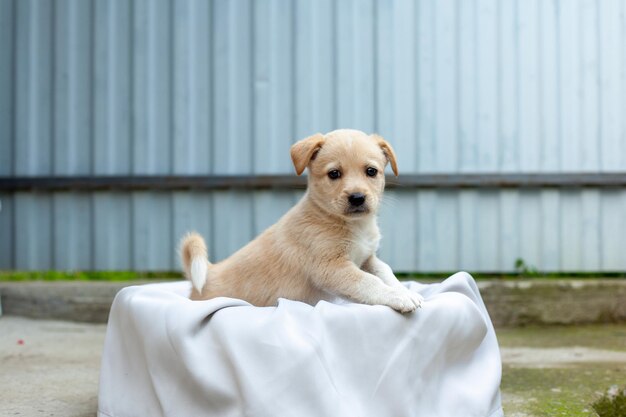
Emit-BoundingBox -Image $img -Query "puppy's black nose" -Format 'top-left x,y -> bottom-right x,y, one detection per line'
348,193 -> 366,207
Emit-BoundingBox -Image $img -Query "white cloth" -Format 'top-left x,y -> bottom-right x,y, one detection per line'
98,272 -> 503,417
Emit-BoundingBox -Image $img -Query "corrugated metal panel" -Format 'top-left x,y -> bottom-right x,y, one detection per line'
0,0 -> 625,272
4,0 -> 626,176
377,189 -> 626,272
3,189 -> 624,271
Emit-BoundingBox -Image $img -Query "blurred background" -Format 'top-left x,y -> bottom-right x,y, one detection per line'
0,0 -> 625,274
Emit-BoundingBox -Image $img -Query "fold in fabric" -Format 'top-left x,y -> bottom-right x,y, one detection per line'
98,272 -> 503,417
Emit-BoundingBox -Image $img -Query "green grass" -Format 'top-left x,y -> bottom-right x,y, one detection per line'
498,324 -> 626,416
0,270 -> 183,282
592,387 -> 626,417
502,365 -> 626,417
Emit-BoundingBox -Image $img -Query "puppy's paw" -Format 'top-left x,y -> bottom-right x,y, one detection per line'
384,289 -> 419,313
407,290 -> 425,309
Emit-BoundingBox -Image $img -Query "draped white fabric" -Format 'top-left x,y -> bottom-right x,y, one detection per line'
98,272 -> 503,417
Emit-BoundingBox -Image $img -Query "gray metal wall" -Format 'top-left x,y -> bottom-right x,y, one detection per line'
1,0 -> 625,272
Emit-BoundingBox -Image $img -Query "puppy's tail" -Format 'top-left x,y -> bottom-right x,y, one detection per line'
179,231 -> 210,293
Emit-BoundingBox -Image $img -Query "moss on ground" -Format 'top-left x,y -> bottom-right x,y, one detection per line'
502,364 -> 626,416
499,324 -> 626,416
592,387 -> 626,417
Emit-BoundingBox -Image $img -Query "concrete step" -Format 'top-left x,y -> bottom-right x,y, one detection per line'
478,279 -> 626,326
1,279 -> 625,326
0,281 -> 145,324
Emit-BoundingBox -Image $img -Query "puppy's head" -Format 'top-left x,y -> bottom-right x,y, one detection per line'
291,129 -> 398,220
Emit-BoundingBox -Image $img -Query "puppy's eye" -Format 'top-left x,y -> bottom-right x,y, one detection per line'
366,167 -> 378,177
328,170 -> 341,180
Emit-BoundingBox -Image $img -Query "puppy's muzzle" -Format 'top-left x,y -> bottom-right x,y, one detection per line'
346,193 -> 368,214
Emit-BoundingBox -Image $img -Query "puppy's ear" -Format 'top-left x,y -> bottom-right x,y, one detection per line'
373,134 -> 399,176
290,133 -> 325,175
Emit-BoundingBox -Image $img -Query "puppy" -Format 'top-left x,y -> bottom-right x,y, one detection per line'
179,129 -> 423,312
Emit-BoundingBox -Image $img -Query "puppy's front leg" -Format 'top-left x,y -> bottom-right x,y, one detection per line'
314,261 -> 421,313
362,255 -> 404,288
362,255 -> 424,307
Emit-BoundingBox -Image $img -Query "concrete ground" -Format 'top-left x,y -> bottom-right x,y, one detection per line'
498,325 -> 626,417
0,316 -> 625,417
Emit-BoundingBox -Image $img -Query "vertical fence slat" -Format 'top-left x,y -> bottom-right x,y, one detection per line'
600,190 -> 625,271
598,0 -> 623,172
14,193 -> 52,269
499,189 -> 520,271
580,0 -> 600,172
416,190 -> 436,271
375,0 -> 393,138
477,191 -> 499,271
518,0 -> 540,172
294,0 -> 335,138
581,189 -> 601,271
498,0 -> 518,172
172,0 -> 211,174
93,192 -> 131,270
436,191 -> 459,270
268,0 -> 295,172
336,0 -> 375,132
459,190 -> 479,271
132,192 -> 172,270
253,0 -> 294,174
0,194 -> 14,268
540,0 -> 560,171
53,192 -> 92,269
253,0 -> 271,173
93,0 -> 131,175
433,0 -> 457,173
53,0 -> 93,175
518,190 -> 541,271
560,190 -> 582,270
540,189 -> 561,271
132,0 -> 172,175
335,0 -> 356,128
14,0 -> 53,175
0,0 -> 14,176
559,1 -> 581,172
475,0 -> 498,172
458,0 -> 477,173
213,0 -> 253,174
415,0 -> 434,172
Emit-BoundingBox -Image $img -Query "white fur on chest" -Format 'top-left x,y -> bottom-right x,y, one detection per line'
348,219 -> 380,267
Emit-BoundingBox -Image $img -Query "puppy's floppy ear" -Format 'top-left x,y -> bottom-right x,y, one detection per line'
290,133 -> 325,175
373,134 -> 399,176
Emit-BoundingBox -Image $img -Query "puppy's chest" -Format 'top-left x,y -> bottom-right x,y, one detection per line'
348,226 -> 380,266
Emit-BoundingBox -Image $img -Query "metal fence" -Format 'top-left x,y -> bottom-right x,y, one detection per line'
1,0 -> 625,272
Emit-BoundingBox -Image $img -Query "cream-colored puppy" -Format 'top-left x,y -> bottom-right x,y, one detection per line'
180,129 -> 423,312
